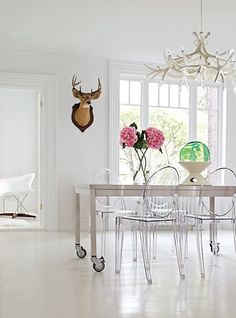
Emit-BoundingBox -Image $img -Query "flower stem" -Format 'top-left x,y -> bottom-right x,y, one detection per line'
134,148 -> 148,183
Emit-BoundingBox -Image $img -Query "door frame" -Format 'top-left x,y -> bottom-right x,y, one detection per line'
0,72 -> 58,230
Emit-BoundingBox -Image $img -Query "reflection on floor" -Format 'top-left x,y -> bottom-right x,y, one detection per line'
0,230 -> 236,318
0,217 -> 40,230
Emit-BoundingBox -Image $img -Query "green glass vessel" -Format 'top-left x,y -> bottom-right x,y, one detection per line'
179,141 -> 211,162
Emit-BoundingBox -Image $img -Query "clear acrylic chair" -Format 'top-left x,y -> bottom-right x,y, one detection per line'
94,168 -> 135,256
0,173 -> 36,218
115,166 -> 185,284
185,167 -> 236,277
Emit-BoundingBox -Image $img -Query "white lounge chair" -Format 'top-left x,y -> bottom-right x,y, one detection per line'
0,173 -> 36,218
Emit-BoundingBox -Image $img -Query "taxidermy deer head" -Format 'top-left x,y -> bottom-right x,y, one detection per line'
71,75 -> 101,132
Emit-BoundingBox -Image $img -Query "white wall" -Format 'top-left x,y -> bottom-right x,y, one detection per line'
0,49 -> 109,231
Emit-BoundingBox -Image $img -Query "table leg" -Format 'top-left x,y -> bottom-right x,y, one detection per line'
90,188 -> 105,272
75,193 -> 87,258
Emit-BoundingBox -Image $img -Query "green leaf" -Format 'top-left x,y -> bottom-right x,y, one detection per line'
129,122 -> 137,130
136,131 -> 141,141
134,140 -> 147,149
140,130 -> 145,141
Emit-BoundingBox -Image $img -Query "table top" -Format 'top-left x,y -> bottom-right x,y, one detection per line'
75,184 -> 236,197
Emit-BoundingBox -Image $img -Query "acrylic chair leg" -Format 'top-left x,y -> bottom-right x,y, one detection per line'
152,225 -> 158,260
232,220 -> 236,254
101,213 -> 109,257
184,220 -> 189,260
173,221 -> 185,278
132,226 -> 138,262
178,220 -> 185,267
139,222 -> 152,284
3,197 -> 6,212
115,217 -> 124,274
181,221 -> 188,274
196,220 -> 205,277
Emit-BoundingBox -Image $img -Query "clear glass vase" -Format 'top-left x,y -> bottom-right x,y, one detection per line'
133,169 -> 149,185
133,148 -> 149,184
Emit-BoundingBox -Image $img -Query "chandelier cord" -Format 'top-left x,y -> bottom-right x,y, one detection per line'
200,0 -> 203,32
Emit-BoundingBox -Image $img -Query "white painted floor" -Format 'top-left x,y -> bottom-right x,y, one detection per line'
0,217 -> 39,230
0,230 -> 236,318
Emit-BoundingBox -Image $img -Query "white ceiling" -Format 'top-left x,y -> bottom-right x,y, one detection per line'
1,0 -> 236,60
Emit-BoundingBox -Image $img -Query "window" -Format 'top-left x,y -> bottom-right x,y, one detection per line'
109,62 -> 225,183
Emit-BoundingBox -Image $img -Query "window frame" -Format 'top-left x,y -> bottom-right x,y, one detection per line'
109,60 -> 225,181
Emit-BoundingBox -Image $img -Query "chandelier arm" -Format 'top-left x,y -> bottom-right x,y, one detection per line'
178,65 -> 202,70
145,64 -> 161,72
220,73 -> 225,83
223,69 -> 236,75
146,68 -> 171,80
220,51 -> 235,69
215,56 -> 236,63
146,70 -> 161,79
146,30 -> 236,83
161,69 -> 170,80
214,69 -> 221,83
219,51 -> 232,56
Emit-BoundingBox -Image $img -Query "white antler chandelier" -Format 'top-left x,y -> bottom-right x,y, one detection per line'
147,1 -> 236,84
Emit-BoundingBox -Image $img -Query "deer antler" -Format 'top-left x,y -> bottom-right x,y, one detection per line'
72,75 -> 82,99
72,75 -> 81,88
90,78 -> 101,100
72,76 -> 101,100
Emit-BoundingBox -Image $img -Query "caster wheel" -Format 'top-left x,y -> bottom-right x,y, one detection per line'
209,242 -> 213,252
209,242 -> 220,254
214,245 -> 220,255
76,247 -> 87,258
93,261 -> 105,272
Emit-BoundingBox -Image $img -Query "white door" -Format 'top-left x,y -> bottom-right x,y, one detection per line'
0,87 -> 40,219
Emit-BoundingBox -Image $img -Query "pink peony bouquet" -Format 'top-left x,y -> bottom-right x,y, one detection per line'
120,122 -> 165,183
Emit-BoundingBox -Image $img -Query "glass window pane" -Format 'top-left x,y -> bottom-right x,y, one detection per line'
169,84 -> 179,107
180,85 -> 189,108
149,107 -> 189,171
159,84 -> 169,106
207,87 -> 218,111
120,105 -> 140,184
197,85 -> 218,170
197,87 -> 207,110
197,110 -> 208,144
120,105 -> 140,129
130,81 -> 141,105
148,82 -> 158,106
120,80 -> 129,104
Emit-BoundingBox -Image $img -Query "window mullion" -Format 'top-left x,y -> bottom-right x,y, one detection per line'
141,79 -> 149,129
217,87 -> 226,167
189,83 -> 197,140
